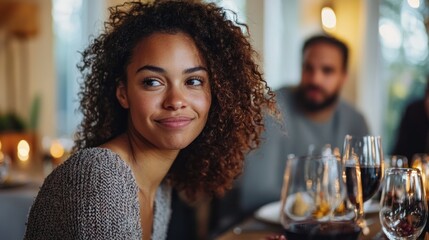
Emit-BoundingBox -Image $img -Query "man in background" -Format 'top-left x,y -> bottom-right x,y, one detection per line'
239,34 -> 370,213
209,35 -> 370,236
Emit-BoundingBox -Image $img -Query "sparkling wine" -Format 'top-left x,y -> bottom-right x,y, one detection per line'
283,221 -> 361,240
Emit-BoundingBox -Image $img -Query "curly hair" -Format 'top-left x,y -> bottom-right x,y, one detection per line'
75,0 -> 277,198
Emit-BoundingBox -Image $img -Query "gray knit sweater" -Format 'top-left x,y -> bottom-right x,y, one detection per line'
24,148 -> 172,240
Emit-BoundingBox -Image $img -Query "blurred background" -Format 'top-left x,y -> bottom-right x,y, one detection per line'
0,0 -> 428,170
1,0 -> 429,239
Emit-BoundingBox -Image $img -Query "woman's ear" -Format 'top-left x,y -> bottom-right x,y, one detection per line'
116,82 -> 130,109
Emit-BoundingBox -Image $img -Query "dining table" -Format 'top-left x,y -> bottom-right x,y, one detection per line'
214,205 -> 429,240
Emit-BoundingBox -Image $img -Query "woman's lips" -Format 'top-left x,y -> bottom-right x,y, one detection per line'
155,117 -> 194,128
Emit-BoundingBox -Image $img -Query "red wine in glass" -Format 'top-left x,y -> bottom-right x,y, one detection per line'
345,165 -> 382,202
283,221 -> 361,240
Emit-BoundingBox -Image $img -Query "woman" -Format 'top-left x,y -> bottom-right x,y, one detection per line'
25,1 -> 276,239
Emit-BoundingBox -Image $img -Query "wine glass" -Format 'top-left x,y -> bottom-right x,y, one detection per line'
373,155 -> 409,201
343,135 -> 384,202
280,155 -> 361,240
342,135 -> 384,233
385,155 -> 409,169
411,153 -> 429,235
379,168 -> 428,240
0,149 -> 11,184
411,154 -> 429,196
307,144 -> 340,158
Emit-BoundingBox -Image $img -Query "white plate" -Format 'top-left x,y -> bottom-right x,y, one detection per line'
254,200 -> 380,224
254,201 -> 282,224
363,200 -> 381,214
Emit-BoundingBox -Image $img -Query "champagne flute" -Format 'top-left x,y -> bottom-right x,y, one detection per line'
280,155 -> 361,240
379,168 -> 428,240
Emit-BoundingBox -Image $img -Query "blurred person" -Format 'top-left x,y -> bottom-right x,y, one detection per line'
238,34 -> 370,213
24,1 -> 277,239
392,80 -> 429,161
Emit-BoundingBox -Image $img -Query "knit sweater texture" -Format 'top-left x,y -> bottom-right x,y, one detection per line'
24,148 -> 172,240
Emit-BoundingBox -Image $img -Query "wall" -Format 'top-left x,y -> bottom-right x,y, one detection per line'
358,0 -> 382,136
0,0 -> 56,137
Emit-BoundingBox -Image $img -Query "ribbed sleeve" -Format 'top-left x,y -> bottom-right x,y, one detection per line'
24,148 -> 171,240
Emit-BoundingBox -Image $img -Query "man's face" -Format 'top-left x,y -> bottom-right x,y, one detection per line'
297,42 -> 347,112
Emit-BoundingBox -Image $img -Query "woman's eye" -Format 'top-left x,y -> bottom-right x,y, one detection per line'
142,78 -> 162,87
186,78 -> 203,86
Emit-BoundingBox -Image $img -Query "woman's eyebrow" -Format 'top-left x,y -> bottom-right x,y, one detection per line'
136,65 -> 165,74
136,65 -> 208,74
183,66 -> 208,74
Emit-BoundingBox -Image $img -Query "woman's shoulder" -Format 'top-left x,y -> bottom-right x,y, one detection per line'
59,147 -> 130,173
26,148 -> 141,239
45,147 -> 135,190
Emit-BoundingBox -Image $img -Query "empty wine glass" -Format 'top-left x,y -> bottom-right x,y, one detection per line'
379,168 -> 428,240
411,154 -> 429,196
385,155 -> 409,169
372,155 -> 409,202
280,155 -> 361,240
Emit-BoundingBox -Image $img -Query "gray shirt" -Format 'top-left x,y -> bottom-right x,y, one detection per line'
25,148 -> 172,240
240,86 -> 369,211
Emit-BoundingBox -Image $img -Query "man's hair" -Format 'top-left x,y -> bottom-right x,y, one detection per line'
302,35 -> 349,70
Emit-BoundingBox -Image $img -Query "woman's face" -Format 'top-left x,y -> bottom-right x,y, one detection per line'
117,32 -> 212,150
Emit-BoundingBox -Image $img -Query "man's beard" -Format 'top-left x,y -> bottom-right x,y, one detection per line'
295,85 -> 340,112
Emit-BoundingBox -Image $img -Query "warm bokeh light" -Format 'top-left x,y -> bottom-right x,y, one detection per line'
407,0 -> 420,8
17,140 -> 30,161
50,141 -> 65,159
321,6 -> 336,30
411,159 -> 429,195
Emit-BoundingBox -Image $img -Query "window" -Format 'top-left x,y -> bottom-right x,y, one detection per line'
380,0 -> 429,151
52,0 -> 104,137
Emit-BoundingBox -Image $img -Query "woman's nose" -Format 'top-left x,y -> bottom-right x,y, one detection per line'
163,87 -> 187,110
